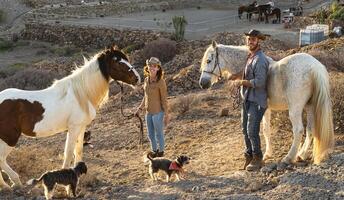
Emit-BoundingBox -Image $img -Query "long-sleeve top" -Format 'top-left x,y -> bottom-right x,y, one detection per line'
143,77 -> 169,114
241,49 -> 269,108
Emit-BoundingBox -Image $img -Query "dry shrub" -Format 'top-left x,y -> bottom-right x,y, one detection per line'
329,72 -> 344,133
0,68 -> 59,91
170,94 -> 199,115
307,49 -> 344,72
142,38 -> 176,63
271,72 -> 344,134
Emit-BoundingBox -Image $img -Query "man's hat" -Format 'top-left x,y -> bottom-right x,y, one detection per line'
244,29 -> 270,40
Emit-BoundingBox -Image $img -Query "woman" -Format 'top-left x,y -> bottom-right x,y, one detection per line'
136,57 -> 170,157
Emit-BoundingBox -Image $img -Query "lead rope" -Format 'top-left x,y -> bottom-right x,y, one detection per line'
229,82 -> 242,110
115,81 -> 144,147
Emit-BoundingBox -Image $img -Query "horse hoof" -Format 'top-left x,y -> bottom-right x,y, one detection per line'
11,183 -> 23,190
296,155 -> 304,162
263,154 -> 272,161
281,157 -> 292,164
0,185 -> 12,193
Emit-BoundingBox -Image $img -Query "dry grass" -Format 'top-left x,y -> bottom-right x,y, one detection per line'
0,68 -> 59,91
308,49 -> 344,72
170,94 -> 201,115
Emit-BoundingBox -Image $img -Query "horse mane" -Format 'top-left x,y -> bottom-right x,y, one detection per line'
51,52 -> 110,116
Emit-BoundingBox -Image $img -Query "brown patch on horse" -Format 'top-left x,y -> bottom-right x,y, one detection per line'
0,99 -> 45,147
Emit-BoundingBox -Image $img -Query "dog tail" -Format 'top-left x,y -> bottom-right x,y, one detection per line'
143,152 -> 154,163
26,174 -> 44,186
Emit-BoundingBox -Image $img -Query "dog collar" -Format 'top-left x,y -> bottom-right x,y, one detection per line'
169,161 -> 182,171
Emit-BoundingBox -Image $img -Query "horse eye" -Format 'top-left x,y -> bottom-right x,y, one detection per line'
207,59 -> 211,64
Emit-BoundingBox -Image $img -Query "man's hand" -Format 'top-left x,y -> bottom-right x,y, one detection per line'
233,80 -> 252,87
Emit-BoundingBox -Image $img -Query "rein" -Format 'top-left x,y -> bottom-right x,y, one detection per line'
229,84 -> 242,110
115,81 -> 144,146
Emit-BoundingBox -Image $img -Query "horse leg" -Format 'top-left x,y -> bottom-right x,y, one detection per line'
297,106 -> 314,161
63,126 -> 83,168
73,127 -> 86,164
0,140 -> 21,189
282,109 -> 304,164
262,109 -> 272,160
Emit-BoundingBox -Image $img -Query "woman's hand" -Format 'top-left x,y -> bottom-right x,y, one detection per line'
164,113 -> 170,126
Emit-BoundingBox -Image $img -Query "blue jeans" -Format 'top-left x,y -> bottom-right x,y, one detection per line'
241,101 -> 266,157
145,111 -> 165,152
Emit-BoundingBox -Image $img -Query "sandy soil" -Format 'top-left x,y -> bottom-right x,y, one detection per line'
0,1 -> 343,200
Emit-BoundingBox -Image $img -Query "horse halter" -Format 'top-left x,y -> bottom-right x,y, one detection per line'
202,47 -> 223,80
114,57 -> 141,84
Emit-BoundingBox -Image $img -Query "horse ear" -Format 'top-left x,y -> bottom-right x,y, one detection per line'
212,40 -> 217,48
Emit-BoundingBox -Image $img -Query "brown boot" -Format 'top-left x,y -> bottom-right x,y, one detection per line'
243,154 -> 253,170
246,155 -> 263,171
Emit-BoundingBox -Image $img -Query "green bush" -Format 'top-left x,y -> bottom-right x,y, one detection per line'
51,45 -> 80,57
0,38 -> 14,52
172,16 -> 187,41
0,9 -> 5,23
330,7 -> 344,20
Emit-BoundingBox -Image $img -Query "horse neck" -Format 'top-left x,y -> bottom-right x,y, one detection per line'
53,57 -> 110,115
217,45 -> 249,75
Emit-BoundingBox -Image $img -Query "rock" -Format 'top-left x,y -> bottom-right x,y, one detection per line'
261,163 -> 277,174
218,108 -> 229,117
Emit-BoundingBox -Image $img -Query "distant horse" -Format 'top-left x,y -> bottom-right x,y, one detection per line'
0,46 -> 141,189
199,41 -> 334,165
238,5 -> 256,21
238,4 -> 269,22
263,7 -> 281,23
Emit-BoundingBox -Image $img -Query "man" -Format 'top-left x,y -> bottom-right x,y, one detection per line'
234,29 -> 269,171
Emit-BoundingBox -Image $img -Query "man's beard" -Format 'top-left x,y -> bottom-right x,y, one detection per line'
249,43 -> 259,51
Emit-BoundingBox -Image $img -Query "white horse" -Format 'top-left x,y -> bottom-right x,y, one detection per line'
0,46 -> 141,190
199,41 -> 334,165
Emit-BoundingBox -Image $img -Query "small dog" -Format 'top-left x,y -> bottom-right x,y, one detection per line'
27,162 -> 87,200
145,153 -> 190,182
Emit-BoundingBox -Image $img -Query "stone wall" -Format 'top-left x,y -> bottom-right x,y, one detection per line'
28,0 -> 247,20
21,22 -> 172,49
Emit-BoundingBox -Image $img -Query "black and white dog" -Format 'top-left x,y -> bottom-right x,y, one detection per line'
27,162 -> 87,200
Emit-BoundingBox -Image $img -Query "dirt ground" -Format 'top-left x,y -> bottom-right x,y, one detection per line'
0,0 -> 344,200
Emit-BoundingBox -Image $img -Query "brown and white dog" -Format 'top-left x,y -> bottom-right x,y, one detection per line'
144,153 -> 190,182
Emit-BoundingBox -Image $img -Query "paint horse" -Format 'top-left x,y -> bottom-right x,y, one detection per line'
199,41 -> 334,165
0,46 -> 141,190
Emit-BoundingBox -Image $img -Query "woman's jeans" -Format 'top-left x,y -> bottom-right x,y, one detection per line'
145,111 -> 165,152
241,101 -> 266,157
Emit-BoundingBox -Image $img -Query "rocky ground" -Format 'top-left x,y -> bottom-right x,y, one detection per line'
0,0 -> 344,200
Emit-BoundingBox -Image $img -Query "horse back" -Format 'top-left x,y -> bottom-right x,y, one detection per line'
267,53 -> 317,110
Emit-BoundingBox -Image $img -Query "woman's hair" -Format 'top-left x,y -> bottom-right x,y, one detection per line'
144,64 -> 164,81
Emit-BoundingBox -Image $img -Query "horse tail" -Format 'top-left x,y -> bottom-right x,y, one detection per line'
311,63 -> 334,164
